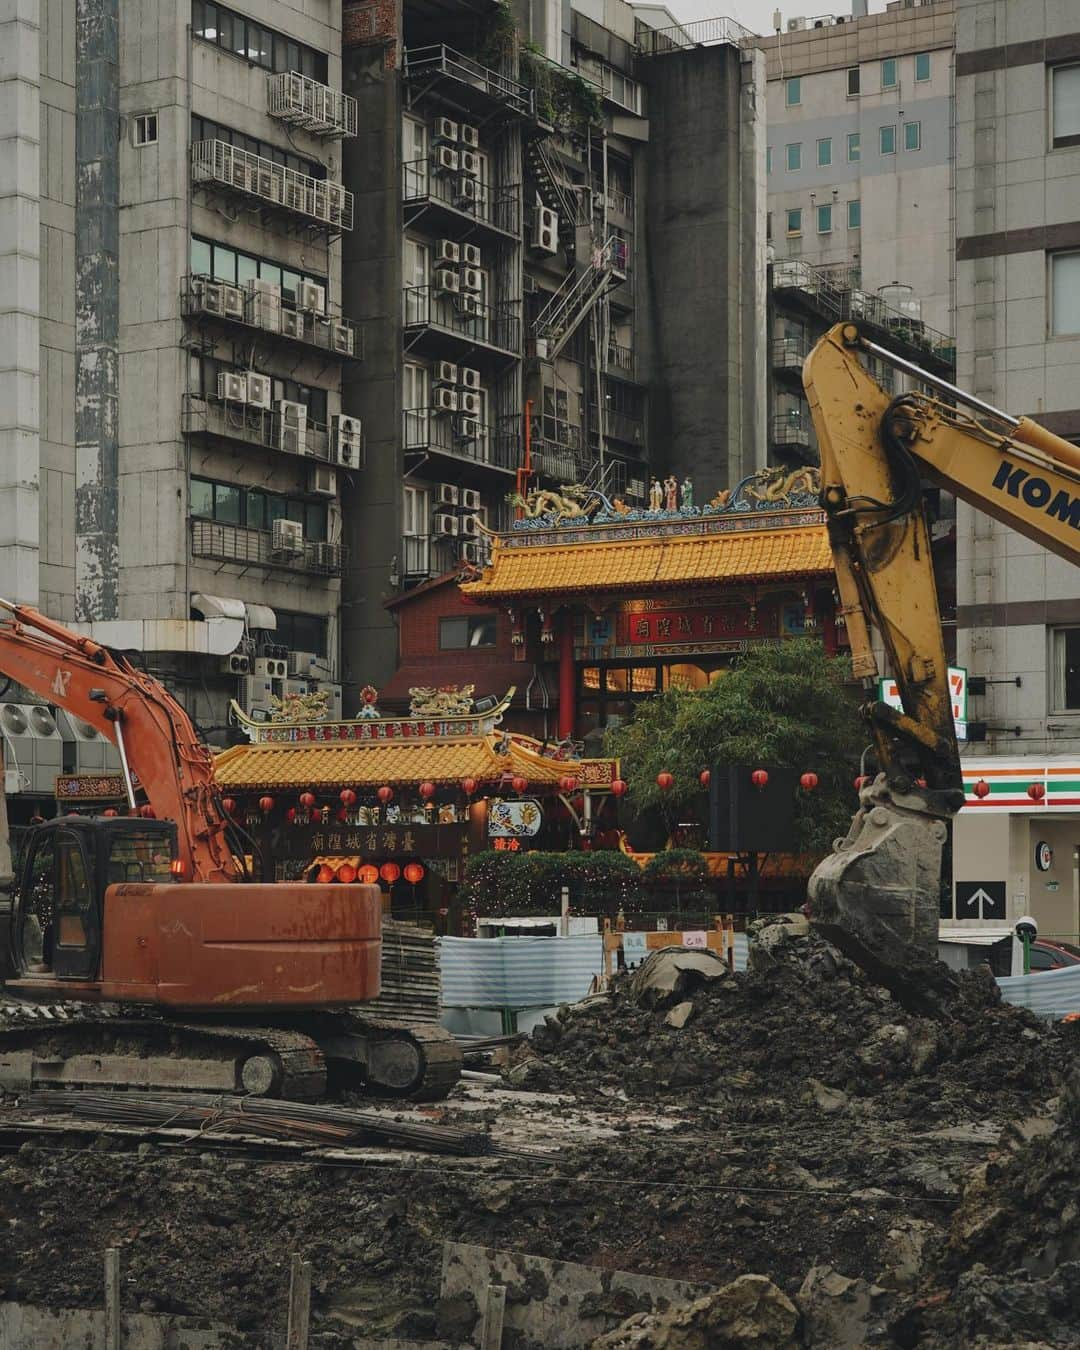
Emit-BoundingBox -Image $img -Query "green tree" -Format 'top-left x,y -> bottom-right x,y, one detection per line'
605,640 -> 864,854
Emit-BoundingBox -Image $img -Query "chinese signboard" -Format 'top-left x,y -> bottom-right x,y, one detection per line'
278,822 -> 465,860
55,774 -> 130,801
487,798 -> 543,838
255,716 -> 488,745
878,667 -> 968,741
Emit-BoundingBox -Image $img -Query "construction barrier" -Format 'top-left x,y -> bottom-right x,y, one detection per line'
439,934 -> 605,1011
996,962 -> 1080,1020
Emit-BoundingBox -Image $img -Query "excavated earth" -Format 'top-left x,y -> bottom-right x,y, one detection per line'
0,921 -> 1076,1347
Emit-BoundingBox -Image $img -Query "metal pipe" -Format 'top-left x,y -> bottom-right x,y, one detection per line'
111,719 -> 138,811
855,334 -> 1021,427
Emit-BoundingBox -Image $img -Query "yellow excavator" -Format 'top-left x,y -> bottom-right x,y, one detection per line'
803,323 -> 1080,1004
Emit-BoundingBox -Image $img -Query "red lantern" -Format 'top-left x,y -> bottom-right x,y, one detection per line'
800,772 -> 819,791
103,808 -> 118,818
419,781 -> 436,801
973,779 -> 991,799
461,777 -> 478,797
699,769 -> 711,789
259,795 -> 274,814
558,775 -> 578,794
916,778 -> 928,789
404,862 -> 425,884
854,775 -> 870,792
1028,782 -> 1046,801
511,775 -> 528,795
380,862 -> 401,883
285,807 -> 297,824
337,863 -> 357,885
376,785 -> 394,805
222,797 -> 237,816
139,804 -> 156,818
316,865 -> 335,884
750,769 -> 769,789
299,791 -> 316,811
340,788 -> 357,808
656,772 -> 674,792
336,807 -> 349,823
610,778 -> 627,798
360,864 -> 379,885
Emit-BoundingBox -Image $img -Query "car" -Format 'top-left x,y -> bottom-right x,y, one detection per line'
1025,938 -> 1080,972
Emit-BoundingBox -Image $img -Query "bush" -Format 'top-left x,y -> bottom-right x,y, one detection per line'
461,849 -> 644,918
641,848 -> 712,912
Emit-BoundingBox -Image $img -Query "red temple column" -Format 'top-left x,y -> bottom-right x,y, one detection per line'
558,610 -> 576,739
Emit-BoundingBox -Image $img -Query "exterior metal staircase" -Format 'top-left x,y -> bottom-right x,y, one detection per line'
532,237 -> 621,361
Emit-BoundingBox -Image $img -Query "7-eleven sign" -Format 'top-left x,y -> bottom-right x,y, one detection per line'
879,666 -> 968,742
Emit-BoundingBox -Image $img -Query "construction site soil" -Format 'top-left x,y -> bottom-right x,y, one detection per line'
0,922 -> 1076,1347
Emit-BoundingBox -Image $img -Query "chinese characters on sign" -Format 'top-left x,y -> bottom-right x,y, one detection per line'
257,717 -> 486,745
614,601 -> 795,647
288,823 -> 463,859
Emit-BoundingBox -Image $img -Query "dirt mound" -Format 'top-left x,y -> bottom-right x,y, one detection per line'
524,922 -> 1059,1124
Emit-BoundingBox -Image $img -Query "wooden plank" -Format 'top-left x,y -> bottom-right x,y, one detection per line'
479,1283 -> 506,1350
104,1247 -> 121,1350
286,1253 -> 312,1350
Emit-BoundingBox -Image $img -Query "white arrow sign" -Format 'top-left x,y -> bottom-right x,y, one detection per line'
964,887 -> 995,916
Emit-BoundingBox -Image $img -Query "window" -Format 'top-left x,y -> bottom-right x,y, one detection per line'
402,117 -> 428,196
785,77 -> 801,107
192,355 -> 328,423
190,115 -> 324,179
440,616 -> 497,650
189,236 -> 326,303
403,237 -> 430,324
133,113 -> 158,146
786,142 -> 802,171
786,207 -> 802,236
848,198 -> 861,230
904,120 -> 922,151
766,211 -> 772,242
542,385 -> 575,444
915,51 -> 931,82
846,66 -> 860,97
190,475 -> 328,540
1051,64 -> 1080,148
847,132 -> 861,162
881,57 -> 897,90
403,485 -> 429,536
601,65 -> 643,115
1051,251 -> 1080,335
766,145 -> 772,175
817,137 -> 832,167
273,610 -> 328,656
1051,626 -> 1080,709
817,204 -> 832,234
880,125 -> 896,155
192,1 -> 327,81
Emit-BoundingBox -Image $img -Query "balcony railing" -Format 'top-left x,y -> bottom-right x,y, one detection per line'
605,342 -> 634,376
191,520 -> 347,576
403,45 -> 534,118
771,337 -> 809,371
181,276 -> 361,359
771,416 -> 812,449
182,393 -> 333,462
636,16 -> 755,56
602,187 -> 633,219
402,285 -> 521,354
402,160 -> 520,235
267,71 -> 357,138
531,441 -> 583,483
191,139 -> 354,232
402,534 -> 432,577
403,409 -> 519,472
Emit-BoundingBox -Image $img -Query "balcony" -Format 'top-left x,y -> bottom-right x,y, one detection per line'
602,187 -> 633,220
182,393 -> 335,463
770,415 -> 812,452
403,285 -> 521,360
402,45 -> 534,120
191,520 -> 347,577
402,160 -> 520,240
403,409 -> 520,480
531,441 -> 584,483
267,72 -> 357,138
181,276 -> 362,361
191,140 -> 354,232
771,337 -> 809,374
605,342 -> 634,377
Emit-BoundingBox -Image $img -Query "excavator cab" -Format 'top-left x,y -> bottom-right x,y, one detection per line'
12,817 -> 178,981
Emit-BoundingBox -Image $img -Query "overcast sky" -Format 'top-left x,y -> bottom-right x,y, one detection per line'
662,0 -> 890,35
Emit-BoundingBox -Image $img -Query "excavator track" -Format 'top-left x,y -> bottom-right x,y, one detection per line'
298,1011 -> 464,1101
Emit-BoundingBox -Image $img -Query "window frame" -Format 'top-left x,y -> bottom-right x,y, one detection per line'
785,142 -> 802,172
817,137 -> 832,167
904,120 -> 922,152
785,207 -> 802,237
846,66 -> 860,97
1050,249 -> 1080,337
189,475 -> 329,537
1051,63 -> 1080,149
133,113 -> 158,147
847,198 -> 861,230
766,145 -> 772,175
881,57 -> 898,90
785,77 -> 801,107
192,0 -> 328,82
816,203 -> 833,235
880,124 -> 897,156
915,51 -> 931,83
189,235 -> 327,302
439,615 -> 497,650
1050,625 -> 1080,711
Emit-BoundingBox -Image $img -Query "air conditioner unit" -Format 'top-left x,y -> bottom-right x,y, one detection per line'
461,267 -> 482,292
787,17 -> 806,31
457,293 -> 481,316
460,487 -> 481,511
433,512 -> 459,536
461,540 -> 481,563
326,182 -> 346,225
332,414 -> 363,466
459,123 -> 479,149
434,267 -> 460,294
284,677 -> 311,698
222,285 -> 245,320
456,417 -> 481,442
255,656 -> 289,679
298,281 -> 326,313
281,308 -> 303,339
247,278 -> 282,331
312,542 -> 340,569
288,650 -> 318,677
434,360 -> 458,386
454,176 -> 478,204
321,682 -> 344,720
24,705 -> 61,740
200,280 -> 226,314
432,387 -> 458,413
307,464 -> 338,496
246,372 -> 272,410
217,370 -> 248,403
460,514 -> 481,537
230,157 -> 252,191
436,239 -> 461,265
331,321 -> 354,355
220,653 -> 251,676
459,366 -> 480,391
460,391 -> 481,416
311,182 -> 331,223
532,207 -> 558,254
241,674 -> 275,717
284,176 -> 309,213
255,165 -> 282,202
460,150 -> 481,177
438,483 -> 460,506
271,518 -> 304,556
434,146 -> 459,173
276,400 -> 308,455
462,243 -> 482,268
433,116 -> 459,142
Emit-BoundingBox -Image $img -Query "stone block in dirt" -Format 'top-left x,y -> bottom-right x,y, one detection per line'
587,1274 -> 799,1349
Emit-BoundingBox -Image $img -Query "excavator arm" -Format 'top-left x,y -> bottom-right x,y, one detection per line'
801,324 -> 1080,1004
0,600 -> 240,883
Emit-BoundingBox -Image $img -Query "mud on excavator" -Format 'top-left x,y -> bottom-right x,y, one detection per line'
0,601 -> 460,1100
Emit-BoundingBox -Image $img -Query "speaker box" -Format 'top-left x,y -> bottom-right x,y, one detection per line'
708,765 -> 799,853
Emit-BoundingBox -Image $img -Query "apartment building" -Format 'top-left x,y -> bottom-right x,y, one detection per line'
0,0 -> 354,809
340,0 -> 765,694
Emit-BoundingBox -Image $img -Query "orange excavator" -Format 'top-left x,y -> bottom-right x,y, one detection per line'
0,599 -> 461,1099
